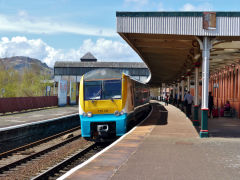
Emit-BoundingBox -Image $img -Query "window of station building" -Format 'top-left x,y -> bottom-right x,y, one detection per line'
54,67 -> 63,75
71,67 -> 80,75
131,69 -> 137,76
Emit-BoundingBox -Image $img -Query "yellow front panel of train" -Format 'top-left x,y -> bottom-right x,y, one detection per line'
84,99 -> 122,114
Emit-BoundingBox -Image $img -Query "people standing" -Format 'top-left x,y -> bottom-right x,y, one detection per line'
208,92 -> 214,118
184,91 -> 193,118
165,94 -> 169,106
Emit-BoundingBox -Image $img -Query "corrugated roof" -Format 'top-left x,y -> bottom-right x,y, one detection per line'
54,61 -> 148,68
117,11 -> 240,85
116,11 -> 240,17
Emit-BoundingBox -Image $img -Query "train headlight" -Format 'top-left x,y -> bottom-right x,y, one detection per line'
87,112 -> 92,117
120,111 -> 124,115
114,111 -> 120,116
83,113 -> 87,117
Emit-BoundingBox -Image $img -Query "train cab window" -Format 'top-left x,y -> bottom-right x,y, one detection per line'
84,81 -> 102,100
102,80 -> 121,99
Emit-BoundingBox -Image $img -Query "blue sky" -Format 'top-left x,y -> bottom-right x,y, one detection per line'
0,0 -> 239,67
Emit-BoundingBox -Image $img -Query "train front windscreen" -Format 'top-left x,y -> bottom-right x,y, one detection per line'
84,79 -> 122,100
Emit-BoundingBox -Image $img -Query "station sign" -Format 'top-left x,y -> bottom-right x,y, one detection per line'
203,12 -> 216,30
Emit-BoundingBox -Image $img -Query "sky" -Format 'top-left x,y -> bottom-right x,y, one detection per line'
0,0 -> 239,67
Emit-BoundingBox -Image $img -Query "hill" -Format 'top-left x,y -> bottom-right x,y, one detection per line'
0,56 -> 53,75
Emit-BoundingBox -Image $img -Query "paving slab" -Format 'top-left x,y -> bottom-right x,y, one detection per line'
0,106 -> 78,128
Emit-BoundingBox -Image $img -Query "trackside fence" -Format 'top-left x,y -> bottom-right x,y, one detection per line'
0,96 -> 58,114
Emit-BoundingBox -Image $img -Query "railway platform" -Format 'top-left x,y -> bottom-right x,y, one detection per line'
0,105 -> 78,128
61,101 -> 240,180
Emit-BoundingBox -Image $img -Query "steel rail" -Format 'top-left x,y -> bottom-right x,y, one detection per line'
0,133 -> 82,174
0,126 -> 80,159
32,143 -> 98,180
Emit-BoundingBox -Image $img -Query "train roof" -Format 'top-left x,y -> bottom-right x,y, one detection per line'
83,69 -> 123,81
83,68 -> 148,85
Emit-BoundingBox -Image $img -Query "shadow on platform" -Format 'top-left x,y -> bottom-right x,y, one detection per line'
192,110 -> 240,138
208,117 -> 240,138
140,103 -> 168,126
168,102 -> 240,138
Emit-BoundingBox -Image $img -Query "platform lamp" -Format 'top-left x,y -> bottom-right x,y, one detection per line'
213,83 -> 218,96
213,82 -> 219,108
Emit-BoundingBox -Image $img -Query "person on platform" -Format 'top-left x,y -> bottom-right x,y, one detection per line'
165,94 -> 169,106
174,93 -> 178,105
208,92 -> 214,118
178,94 -> 182,108
184,91 -> 193,118
224,100 -> 231,111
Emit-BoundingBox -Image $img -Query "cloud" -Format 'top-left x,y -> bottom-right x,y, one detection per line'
158,2 -> 165,11
79,38 -> 140,62
124,0 -> 148,5
0,13 -> 116,37
0,36 -> 140,67
180,3 -> 213,11
124,0 -> 149,10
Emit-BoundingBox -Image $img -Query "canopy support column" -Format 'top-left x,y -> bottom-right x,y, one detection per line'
181,80 -> 185,111
173,84 -> 176,105
187,75 -> 190,91
173,85 -> 176,98
193,65 -> 200,126
177,82 -> 180,108
200,36 -> 211,138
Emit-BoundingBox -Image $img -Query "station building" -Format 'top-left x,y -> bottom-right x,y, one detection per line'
53,52 -> 150,96
54,52 -> 150,83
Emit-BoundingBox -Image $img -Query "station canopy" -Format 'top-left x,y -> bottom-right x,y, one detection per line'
117,12 -> 240,86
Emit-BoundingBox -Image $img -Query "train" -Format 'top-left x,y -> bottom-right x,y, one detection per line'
79,69 -> 151,141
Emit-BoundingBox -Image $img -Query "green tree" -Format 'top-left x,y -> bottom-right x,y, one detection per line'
0,66 -> 53,98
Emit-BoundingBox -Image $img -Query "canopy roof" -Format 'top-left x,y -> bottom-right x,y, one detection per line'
117,12 -> 240,86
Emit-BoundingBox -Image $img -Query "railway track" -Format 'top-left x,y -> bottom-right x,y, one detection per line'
33,142 -> 110,180
0,107 -> 151,179
0,126 -> 80,159
32,108 -> 151,179
0,127 -> 87,179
